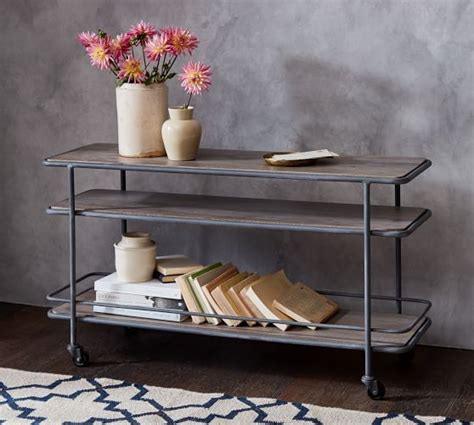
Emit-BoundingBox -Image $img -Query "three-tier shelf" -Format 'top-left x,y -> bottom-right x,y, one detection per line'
44,143 -> 432,399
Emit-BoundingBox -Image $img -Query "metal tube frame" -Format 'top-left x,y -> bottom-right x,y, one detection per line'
120,170 -> 127,234
52,163 -> 431,397
395,185 -> 402,313
66,165 -> 83,361
361,182 -> 376,390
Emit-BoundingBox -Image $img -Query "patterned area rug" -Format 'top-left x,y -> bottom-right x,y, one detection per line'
0,368 -> 469,424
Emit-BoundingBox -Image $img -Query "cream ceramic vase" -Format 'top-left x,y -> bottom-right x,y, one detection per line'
116,83 -> 168,158
162,107 -> 202,161
114,232 -> 156,283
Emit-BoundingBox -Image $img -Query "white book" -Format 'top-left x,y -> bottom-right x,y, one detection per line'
94,273 -> 181,300
93,305 -> 186,322
271,149 -> 339,161
95,291 -> 185,310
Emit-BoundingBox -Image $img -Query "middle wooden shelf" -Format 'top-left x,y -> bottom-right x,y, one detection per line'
48,189 -> 430,237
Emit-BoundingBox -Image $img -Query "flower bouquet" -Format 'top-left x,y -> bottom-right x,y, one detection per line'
78,21 -> 200,158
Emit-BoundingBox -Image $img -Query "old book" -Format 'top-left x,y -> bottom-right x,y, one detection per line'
211,272 -> 249,327
93,305 -> 186,322
271,149 -> 339,161
246,270 -> 293,331
272,283 -> 339,330
190,263 -> 234,325
156,255 -> 202,276
187,263 -> 222,321
157,273 -> 179,283
175,268 -> 207,324
227,273 -> 260,326
239,277 -> 270,327
201,266 -> 239,326
94,273 -> 182,299
95,291 -> 185,310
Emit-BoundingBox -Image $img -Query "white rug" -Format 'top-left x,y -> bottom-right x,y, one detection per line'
0,367 -> 469,424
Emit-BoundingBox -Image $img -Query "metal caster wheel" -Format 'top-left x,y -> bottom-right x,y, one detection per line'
68,345 -> 90,367
367,381 -> 385,400
398,350 -> 415,366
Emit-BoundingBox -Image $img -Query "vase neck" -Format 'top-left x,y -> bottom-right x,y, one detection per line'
169,107 -> 194,120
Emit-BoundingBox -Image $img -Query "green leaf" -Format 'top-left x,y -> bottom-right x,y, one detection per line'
166,72 -> 176,80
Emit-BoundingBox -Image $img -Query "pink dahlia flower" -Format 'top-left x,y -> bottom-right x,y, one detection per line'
86,38 -> 112,70
77,31 -> 99,47
128,20 -> 158,44
165,27 -> 199,55
145,33 -> 172,61
110,33 -> 131,60
118,56 -> 145,83
179,61 -> 212,95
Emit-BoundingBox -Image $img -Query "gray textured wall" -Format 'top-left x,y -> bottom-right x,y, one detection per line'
0,0 -> 472,349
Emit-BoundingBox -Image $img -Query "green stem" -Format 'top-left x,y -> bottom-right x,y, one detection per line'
141,45 -> 148,71
160,53 -> 168,78
163,55 -> 178,80
154,55 -> 161,82
185,92 -> 193,108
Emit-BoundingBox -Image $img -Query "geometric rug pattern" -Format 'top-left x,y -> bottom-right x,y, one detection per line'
0,368 -> 470,424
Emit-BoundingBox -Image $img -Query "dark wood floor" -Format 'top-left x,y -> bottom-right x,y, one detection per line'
0,303 -> 472,421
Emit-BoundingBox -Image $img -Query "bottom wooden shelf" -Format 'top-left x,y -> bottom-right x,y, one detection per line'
49,291 -> 430,354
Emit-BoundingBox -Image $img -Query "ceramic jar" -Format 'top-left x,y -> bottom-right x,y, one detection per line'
116,83 -> 168,158
162,107 -> 202,161
114,232 -> 156,283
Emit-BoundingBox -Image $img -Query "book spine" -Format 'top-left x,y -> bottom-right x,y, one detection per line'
93,306 -> 186,322
175,274 -> 206,324
95,292 -> 185,310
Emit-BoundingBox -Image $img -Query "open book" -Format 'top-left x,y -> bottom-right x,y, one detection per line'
271,149 -> 339,161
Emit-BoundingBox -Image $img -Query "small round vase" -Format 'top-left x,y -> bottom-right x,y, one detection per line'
162,107 -> 202,161
114,232 -> 156,283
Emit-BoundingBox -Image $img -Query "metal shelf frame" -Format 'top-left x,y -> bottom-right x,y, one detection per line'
43,147 -> 432,399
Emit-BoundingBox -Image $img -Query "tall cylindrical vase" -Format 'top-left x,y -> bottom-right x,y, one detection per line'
116,83 -> 168,158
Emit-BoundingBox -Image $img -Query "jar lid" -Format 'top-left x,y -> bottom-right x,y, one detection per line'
117,232 -> 154,249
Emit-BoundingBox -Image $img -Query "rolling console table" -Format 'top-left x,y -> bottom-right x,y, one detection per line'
44,143 -> 432,400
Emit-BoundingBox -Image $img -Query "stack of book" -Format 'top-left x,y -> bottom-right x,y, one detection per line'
176,263 -> 339,331
93,255 -> 201,322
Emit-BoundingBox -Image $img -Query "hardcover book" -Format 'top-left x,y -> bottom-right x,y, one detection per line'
156,255 -> 202,276
272,283 -> 339,330
211,272 -> 250,327
189,263 -> 234,325
94,273 -> 182,300
187,263 -> 222,321
93,305 -> 186,322
95,291 -> 185,310
201,265 -> 239,326
246,270 -> 293,331
239,277 -> 270,327
227,273 -> 260,326
175,268 -> 207,324
157,273 -> 179,283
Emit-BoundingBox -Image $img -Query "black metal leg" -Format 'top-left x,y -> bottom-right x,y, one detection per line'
66,165 -> 89,367
120,170 -> 127,234
361,182 -> 385,399
395,185 -> 402,314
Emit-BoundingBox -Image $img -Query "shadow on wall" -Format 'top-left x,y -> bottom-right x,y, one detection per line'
282,58 -> 407,156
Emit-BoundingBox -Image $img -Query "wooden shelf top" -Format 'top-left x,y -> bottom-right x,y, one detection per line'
44,143 -> 431,184
48,189 -> 430,237
49,294 -> 430,353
